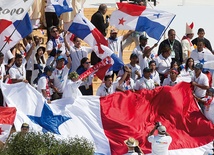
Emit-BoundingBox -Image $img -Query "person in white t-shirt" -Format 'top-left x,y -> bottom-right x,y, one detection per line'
3,50 -> 15,72
134,67 -> 155,90
180,57 -> 195,82
67,36 -> 93,72
50,54 -> 72,100
203,140 -> 214,155
162,68 -> 182,86
37,66 -> 54,103
149,60 -> 160,87
148,123 -> 172,155
192,63 -> 209,112
9,43 -> 35,83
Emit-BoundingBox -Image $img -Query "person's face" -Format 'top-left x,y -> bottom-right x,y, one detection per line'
34,36 -> 40,45
197,42 -> 204,52
168,31 -> 176,41
47,71 -> 53,77
143,72 -> 151,79
172,63 -> 178,69
21,127 -> 29,133
188,33 -> 194,39
194,68 -> 201,75
187,59 -> 194,67
105,78 -> 113,88
74,38 -> 82,48
15,58 -> 23,67
37,48 -> 44,57
149,62 -> 156,70
102,8 -> 107,15
50,28 -> 59,38
110,33 -> 117,39
56,59 -> 65,68
0,56 -> 4,65
162,50 -> 171,58
140,39 -> 147,46
170,71 -> 177,79
198,31 -> 205,38
83,60 -> 90,69
130,57 -> 138,64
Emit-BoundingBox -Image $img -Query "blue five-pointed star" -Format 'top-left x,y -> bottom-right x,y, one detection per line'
28,103 -> 71,134
199,58 -> 206,64
153,13 -> 161,18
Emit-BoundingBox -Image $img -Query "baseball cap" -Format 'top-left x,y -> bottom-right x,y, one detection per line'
44,66 -> 54,73
143,67 -> 151,73
194,63 -> 203,70
110,28 -> 118,34
158,125 -> 166,133
21,123 -> 29,128
139,34 -> 148,40
56,55 -> 65,61
130,53 -> 138,59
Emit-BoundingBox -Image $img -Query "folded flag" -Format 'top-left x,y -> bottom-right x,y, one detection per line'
0,107 -> 16,143
0,0 -> 34,22
0,14 -> 33,54
110,3 -> 176,41
2,82 -> 214,155
50,0 -> 73,16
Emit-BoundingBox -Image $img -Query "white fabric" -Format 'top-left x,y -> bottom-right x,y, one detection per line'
180,68 -> 195,81
193,72 -> 209,98
148,134 -> 172,155
203,149 -> 214,155
62,80 -> 82,98
96,82 -> 119,97
155,54 -> 172,74
108,36 -> 123,60
50,66 -> 70,93
134,77 -> 155,90
162,77 -> 182,86
9,59 -> 27,80
0,64 -> 6,83
0,124 -> 12,143
70,46 -> 92,72
190,48 -> 213,62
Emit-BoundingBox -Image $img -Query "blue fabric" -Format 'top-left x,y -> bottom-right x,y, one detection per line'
52,0 -> 73,16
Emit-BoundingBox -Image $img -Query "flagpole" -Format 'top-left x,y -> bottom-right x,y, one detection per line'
0,20 -> 23,53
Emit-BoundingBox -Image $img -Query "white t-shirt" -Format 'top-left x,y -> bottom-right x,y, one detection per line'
0,64 -> 6,83
108,36 -> 123,60
193,72 -> 209,98
115,77 -> 135,91
62,80 -> 82,98
123,152 -> 138,155
3,50 -> 14,65
70,46 -> 92,72
45,0 -> 55,12
50,66 -> 70,93
37,76 -> 47,93
162,76 -> 182,86
96,82 -> 119,97
9,59 -> 27,80
180,68 -> 195,82
155,54 -> 172,75
148,134 -> 172,155
134,77 -> 155,90
151,70 -> 160,86
26,44 -> 39,71
190,48 -> 213,62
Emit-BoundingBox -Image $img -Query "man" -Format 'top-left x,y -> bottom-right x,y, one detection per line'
123,137 -> 140,155
133,35 -> 157,72
158,29 -> 183,65
181,22 -> 195,61
192,28 -> 213,52
192,63 -> 209,112
91,4 -> 109,36
96,66 -> 131,96
37,66 -> 54,103
46,26 -> 66,66
20,123 -> 30,134
148,123 -> 172,155
134,67 -> 155,90
9,43 -> 35,83
50,54 -> 71,100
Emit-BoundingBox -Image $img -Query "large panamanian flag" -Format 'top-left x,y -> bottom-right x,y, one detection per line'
2,82 -> 214,155
110,3 -> 176,41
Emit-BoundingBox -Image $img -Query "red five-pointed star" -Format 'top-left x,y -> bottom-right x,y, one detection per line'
118,18 -> 126,25
4,36 -> 12,44
0,127 -> 3,135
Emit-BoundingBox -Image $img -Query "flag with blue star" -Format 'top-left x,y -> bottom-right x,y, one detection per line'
50,0 -> 73,16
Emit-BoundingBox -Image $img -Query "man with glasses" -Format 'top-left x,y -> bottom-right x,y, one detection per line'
158,29 -> 183,65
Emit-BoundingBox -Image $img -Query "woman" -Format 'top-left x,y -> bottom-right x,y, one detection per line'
31,46 -> 46,86
155,45 -> 172,84
180,57 -> 195,80
76,57 -> 93,95
149,60 -> 160,86
162,68 -> 182,86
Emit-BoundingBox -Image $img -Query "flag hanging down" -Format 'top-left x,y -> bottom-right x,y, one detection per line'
0,107 -> 16,143
68,12 -> 124,75
2,82 -> 214,155
110,3 -> 176,41
0,14 -> 32,54
50,0 -> 73,16
0,0 -> 34,22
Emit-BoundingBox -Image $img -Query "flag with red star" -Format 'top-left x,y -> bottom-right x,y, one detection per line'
0,107 -> 16,143
0,14 -> 32,54
109,3 -> 176,41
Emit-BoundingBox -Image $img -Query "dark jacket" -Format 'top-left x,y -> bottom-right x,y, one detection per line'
191,37 -> 213,52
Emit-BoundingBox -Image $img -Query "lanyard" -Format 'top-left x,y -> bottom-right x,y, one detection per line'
144,79 -> 151,89
17,67 -> 23,76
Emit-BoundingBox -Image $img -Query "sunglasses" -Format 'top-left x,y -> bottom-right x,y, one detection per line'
85,61 -> 91,64
51,30 -> 58,33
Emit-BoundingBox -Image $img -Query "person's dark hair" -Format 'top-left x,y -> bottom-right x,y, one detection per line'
197,39 -> 205,45
98,4 -> 107,12
197,28 -> 205,34
185,57 -> 194,71
76,57 -> 89,70
168,29 -> 175,35
161,45 -> 171,54
104,75 -> 112,81
149,60 -> 156,66
170,60 -> 180,74
0,52 -> 4,58
73,36 -> 78,42
15,53 -> 22,59
134,146 -> 143,155
35,47 -> 45,64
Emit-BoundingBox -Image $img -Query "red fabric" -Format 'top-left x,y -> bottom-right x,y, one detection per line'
0,19 -> 12,34
0,107 -> 16,125
117,2 -> 146,16
100,82 -> 214,155
204,71 -> 212,87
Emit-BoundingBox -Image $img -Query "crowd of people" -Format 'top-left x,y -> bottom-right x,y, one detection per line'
1,0 -> 214,154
